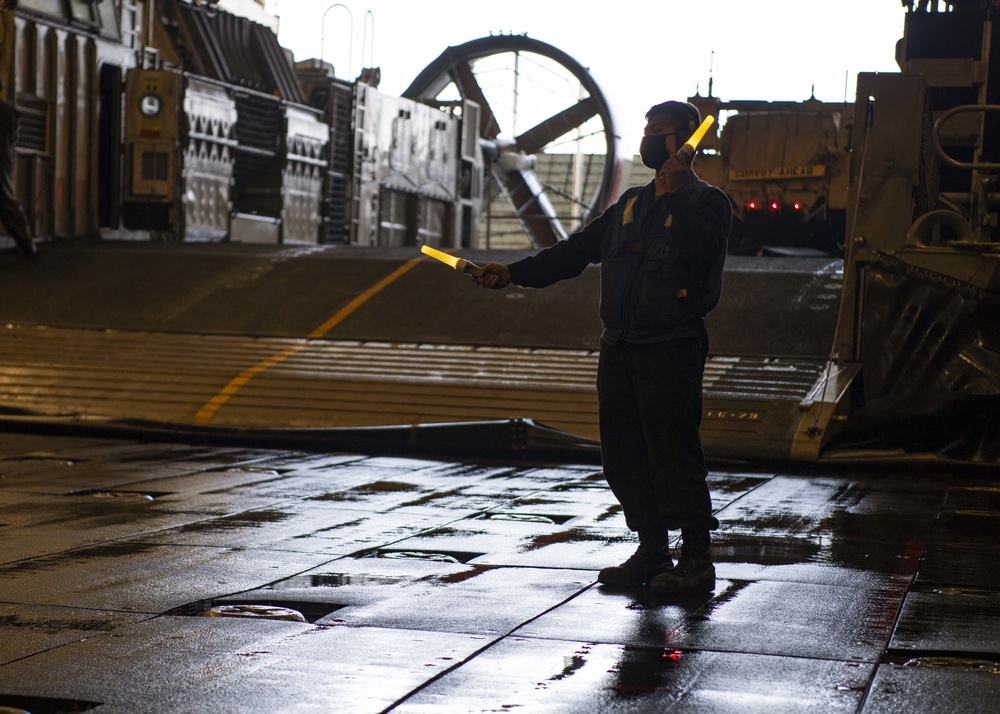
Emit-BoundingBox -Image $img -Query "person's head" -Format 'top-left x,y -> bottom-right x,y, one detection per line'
639,101 -> 701,169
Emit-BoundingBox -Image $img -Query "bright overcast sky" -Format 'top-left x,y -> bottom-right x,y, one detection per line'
266,0 -> 907,151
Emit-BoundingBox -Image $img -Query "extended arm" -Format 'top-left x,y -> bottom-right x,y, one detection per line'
474,207 -> 613,290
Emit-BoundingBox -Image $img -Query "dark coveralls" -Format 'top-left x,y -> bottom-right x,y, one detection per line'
0,97 -> 34,255
508,173 -> 731,535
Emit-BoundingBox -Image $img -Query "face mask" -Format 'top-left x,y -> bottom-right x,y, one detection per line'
639,133 -> 672,169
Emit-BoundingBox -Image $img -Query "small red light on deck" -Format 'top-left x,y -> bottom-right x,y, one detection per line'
768,200 -> 780,212
747,200 -> 759,210
793,202 -> 802,211
662,647 -> 683,663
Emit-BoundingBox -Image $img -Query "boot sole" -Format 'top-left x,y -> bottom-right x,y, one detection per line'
598,565 -> 673,587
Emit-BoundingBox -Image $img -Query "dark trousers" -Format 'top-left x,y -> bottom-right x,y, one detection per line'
597,331 -> 718,533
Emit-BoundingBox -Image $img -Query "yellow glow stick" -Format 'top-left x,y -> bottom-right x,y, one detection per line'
678,115 -> 715,161
420,244 -> 483,277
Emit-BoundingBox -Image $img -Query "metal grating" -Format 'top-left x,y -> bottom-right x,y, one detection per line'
14,94 -> 50,154
234,92 -> 282,157
0,325 -> 601,439
704,355 -> 827,401
0,326 -> 827,450
323,81 -> 355,243
232,92 -> 282,212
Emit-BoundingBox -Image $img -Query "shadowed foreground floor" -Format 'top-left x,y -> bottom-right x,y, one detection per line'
0,430 -> 997,712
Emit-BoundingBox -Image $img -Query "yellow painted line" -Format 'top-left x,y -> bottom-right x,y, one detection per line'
193,258 -> 421,425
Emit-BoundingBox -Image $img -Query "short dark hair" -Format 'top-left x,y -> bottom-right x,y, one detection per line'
645,101 -> 700,143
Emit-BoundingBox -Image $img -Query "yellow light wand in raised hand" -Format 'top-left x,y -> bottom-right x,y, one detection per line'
678,115 -> 715,162
420,245 -> 484,278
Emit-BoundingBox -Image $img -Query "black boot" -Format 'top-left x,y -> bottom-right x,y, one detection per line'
649,527 -> 715,594
11,232 -> 35,259
598,528 -> 673,587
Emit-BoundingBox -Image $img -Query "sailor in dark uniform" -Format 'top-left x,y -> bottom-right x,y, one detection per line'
475,101 -> 732,594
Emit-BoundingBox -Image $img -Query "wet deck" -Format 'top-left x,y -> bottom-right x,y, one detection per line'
0,430 -> 998,712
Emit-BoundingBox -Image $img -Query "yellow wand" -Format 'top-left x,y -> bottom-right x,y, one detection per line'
678,115 -> 716,162
420,245 -> 483,277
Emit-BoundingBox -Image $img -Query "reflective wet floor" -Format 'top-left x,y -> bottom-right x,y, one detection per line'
0,430 -> 998,713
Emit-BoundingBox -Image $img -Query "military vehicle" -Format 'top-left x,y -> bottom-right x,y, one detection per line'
688,95 -> 852,257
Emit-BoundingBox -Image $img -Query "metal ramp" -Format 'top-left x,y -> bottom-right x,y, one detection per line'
0,243 -> 855,462
703,356 -> 859,462
0,324 -> 600,440
697,255 -> 855,461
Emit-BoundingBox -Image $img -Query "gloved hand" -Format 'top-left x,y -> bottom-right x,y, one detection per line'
475,263 -> 512,290
654,152 -> 690,197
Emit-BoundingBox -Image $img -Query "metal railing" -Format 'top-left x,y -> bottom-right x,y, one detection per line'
932,104 -> 1000,171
